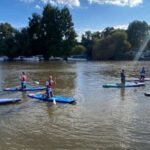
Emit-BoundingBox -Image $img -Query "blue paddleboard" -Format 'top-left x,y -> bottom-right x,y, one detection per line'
126,77 -> 150,82
28,93 -> 76,103
103,82 -> 145,88
0,98 -> 21,104
3,86 -> 45,91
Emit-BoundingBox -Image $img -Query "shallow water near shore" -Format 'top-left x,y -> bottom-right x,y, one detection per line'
0,61 -> 150,150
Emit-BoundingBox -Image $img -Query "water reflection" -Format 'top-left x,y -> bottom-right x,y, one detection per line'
120,88 -> 125,100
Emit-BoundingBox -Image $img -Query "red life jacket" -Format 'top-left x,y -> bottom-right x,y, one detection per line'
46,80 -> 54,88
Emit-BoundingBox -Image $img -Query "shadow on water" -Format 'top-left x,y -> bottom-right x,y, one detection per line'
120,88 -> 125,101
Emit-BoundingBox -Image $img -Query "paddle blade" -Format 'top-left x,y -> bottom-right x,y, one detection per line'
53,98 -> 56,105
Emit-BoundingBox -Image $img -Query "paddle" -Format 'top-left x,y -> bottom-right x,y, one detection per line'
53,76 -> 56,105
53,98 -> 56,105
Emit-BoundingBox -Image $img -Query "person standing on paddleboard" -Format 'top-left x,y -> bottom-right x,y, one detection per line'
20,72 -> 27,89
140,67 -> 145,81
45,75 -> 56,98
120,70 -> 125,85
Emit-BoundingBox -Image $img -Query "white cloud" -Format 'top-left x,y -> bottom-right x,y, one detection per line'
35,4 -> 41,9
113,24 -> 128,30
20,0 -> 80,7
20,0 -> 143,7
42,0 -> 80,7
88,0 -> 143,7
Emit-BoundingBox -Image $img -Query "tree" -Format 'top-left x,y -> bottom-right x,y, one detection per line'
40,5 -> 62,59
92,30 -> 131,60
81,31 -> 93,59
60,7 -> 77,58
127,20 -> 149,49
0,23 -> 18,58
111,30 -> 131,59
28,13 -> 42,56
71,45 -> 86,55
15,28 -> 30,56
101,27 -> 114,39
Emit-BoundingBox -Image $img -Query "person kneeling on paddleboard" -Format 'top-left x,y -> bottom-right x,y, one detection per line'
20,72 -> 27,89
45,75 -> 56,98
120,70 -> 125,85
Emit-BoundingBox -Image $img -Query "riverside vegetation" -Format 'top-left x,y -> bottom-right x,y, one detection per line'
0,4 -> 150,60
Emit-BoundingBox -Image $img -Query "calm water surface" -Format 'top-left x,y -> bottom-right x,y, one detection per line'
0,61 -> 150,150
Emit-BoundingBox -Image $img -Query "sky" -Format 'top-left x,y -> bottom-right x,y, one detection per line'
0,0 -> 150,37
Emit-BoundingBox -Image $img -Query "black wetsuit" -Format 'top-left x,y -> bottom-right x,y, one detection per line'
120,72 -> 125,84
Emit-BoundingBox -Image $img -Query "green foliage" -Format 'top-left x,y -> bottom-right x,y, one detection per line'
127,20 -> 149,49
101,27 -> 114,39
81,31 -> 93,59
92,30 -> 131,60
28,13 -> 42,55
0,4 -> 76,60
0,23 -> 17,58
71,45 -> 86,55
0,12 -> 150,61
60,7 -> 77,57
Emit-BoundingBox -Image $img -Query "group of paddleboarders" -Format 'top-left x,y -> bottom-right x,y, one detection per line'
20,72 -> 56,98
120,67 -> 146,84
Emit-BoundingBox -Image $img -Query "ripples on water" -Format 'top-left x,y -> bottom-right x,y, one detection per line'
0,61 -> 150,150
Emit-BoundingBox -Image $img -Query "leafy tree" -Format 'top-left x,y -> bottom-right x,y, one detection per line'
81,31 -> 93,59
40,5 -> 62,59
28,13 -> 42,55
127,20 -> 149,49
15,28 -> 30,56
60,7 -> 77,58
101,27 -> 114,39
71,45 -> 86,55
92,30 -> 131,60
0,23 -> 17,58
92,31 -> 101,40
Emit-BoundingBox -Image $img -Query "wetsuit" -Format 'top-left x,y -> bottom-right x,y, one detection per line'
120,72 -> 125,84
140,68 -> 145,81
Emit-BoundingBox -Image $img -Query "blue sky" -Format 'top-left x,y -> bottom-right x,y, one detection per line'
0,0 -> 149,37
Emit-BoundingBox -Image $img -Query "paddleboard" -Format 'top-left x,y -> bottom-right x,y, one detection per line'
103,82 -> 145,88
0,98 -> 21,104
3,86 -> 45,92
126,78 -> 150,82
144,92 -> 150,96
28,93 -> 76,103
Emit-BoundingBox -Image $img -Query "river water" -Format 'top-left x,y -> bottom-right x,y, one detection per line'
0,61 -> 150,150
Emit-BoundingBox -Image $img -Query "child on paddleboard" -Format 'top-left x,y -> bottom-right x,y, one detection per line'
45,75 -> 56,98
20,72 -> 27,89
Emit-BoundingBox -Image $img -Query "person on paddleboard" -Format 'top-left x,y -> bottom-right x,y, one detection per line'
120,69 -> 125,85
45,75 -> 56,98
20,72 -> 27,89
140,67 -> 145,81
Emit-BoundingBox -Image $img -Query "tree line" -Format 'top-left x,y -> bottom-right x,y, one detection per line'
0,4 -> 76,60
0,4 -> 150,60
81,21 -> 150,60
